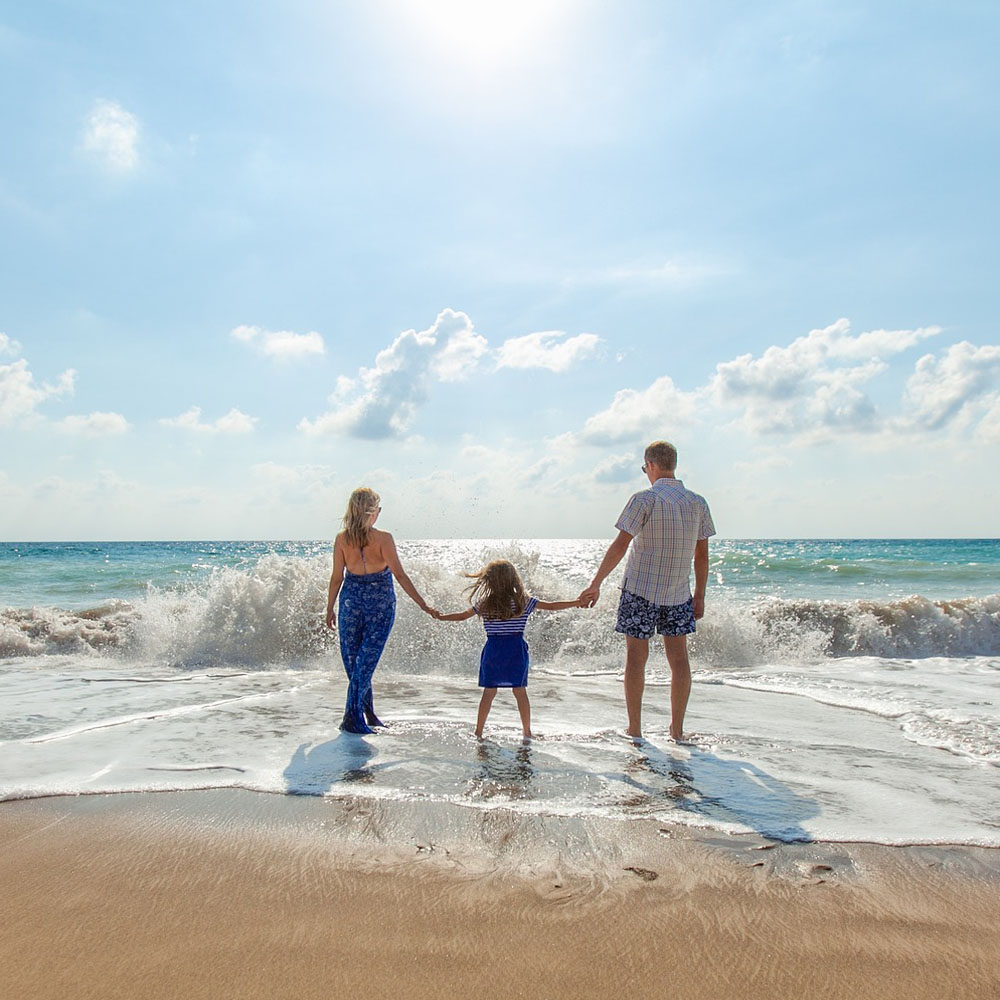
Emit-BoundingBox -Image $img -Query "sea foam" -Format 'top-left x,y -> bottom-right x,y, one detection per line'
2,551 -> 999,667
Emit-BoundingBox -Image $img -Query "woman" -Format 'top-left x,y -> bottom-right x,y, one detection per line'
325,487 -> 435,733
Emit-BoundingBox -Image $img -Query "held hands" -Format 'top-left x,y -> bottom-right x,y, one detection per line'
577,584 -> 600,608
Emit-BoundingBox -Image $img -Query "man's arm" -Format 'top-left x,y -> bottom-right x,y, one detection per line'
692,538 -> 709,619
578,529 -> 632,608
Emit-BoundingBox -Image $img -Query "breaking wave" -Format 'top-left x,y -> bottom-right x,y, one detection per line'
2,551 -> 999,669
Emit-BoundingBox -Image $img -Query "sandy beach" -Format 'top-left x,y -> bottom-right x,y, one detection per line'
3,789 -> 999,1000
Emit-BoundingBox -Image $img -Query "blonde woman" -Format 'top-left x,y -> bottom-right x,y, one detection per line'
326,487 -> 435,734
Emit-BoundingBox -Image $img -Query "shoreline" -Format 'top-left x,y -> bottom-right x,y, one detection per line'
4,789 -> 1000,999
6,783 -> 1000,853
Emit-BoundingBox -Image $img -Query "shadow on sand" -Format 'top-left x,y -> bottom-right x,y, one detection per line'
283,733 -> 384,796
620,740 -> 818,842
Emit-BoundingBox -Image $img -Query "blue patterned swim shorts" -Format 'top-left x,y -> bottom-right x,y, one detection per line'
615,590 -> 696,639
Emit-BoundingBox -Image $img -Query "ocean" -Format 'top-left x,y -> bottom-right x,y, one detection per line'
2,538 -> 998,846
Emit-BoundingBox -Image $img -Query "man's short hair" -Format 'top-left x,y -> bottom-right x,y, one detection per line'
644,440 -> 677,472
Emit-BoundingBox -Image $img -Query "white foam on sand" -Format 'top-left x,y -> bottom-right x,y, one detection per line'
2,661 -> 998,847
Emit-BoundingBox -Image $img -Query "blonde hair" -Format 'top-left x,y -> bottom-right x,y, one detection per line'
342,487 -> 380,549
644,440 -> 677,472
466,560 -> 528,620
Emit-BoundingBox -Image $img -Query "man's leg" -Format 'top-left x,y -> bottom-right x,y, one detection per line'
662,634 -> 692,740
624,635 -> 650,737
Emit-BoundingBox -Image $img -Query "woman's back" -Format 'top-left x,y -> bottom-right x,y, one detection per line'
338,527 -> 391,576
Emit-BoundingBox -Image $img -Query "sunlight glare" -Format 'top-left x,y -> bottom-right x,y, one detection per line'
385,0 -> 571,73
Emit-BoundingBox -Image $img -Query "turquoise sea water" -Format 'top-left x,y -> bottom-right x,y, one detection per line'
3,537 -> 999,609
1,538 -> 998,846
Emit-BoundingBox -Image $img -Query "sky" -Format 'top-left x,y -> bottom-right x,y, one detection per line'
2,0 -> 999,540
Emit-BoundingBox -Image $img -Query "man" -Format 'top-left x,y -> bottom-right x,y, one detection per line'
579,441 -> 715,740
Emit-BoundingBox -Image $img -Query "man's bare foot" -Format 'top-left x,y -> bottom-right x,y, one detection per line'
475,728 -> 484,738
669,726 -> 684,741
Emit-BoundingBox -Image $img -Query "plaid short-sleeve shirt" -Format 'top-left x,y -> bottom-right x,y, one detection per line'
615,478 -> 715,606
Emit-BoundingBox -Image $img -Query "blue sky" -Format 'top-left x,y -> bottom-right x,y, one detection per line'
2,0 -> 999,540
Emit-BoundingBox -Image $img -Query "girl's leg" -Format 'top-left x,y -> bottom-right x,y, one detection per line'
476,688 -> 497,737
512,686 -> 532,739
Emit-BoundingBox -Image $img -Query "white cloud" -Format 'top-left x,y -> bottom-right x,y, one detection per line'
299,309 -> 486,438
0,332 -> 21,356
825,324 -> 941,361
573,319 -> 963,450
496,331 -> 601,373
563,255 -> 728,289
57,411 -> 130,436
974,394 -> 1000,444
231,325 -> 325,360
455,441 -> 576,499
160,406 -> 257,433
249,462 -> 338,504
580,375 -> 702,444
522,456 -> 562,486
901,341 -> 1000,432
82,99 -> 140,173
430,314 -> 489,381
732,450 -> 793,475
0,358 -> 76,426
592,452 -> 639,483
711,319 -> 941,436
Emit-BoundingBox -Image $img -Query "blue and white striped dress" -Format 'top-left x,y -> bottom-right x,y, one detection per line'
476,597 -> 538,688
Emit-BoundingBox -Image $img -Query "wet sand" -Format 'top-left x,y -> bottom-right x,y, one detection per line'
3,789 -> 999,1000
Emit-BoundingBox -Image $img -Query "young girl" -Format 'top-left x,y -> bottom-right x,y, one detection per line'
435,560 -> 579,740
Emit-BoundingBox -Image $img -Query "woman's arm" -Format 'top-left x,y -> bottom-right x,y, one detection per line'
325,537 -> 347,629
534,598 -> 582,611
382,532 -> 435,614
435,607 -> 477,622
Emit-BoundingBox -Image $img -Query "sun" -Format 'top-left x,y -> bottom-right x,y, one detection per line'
382,0 -> 572,73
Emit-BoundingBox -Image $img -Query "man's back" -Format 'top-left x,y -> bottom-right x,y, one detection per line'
616,478 -> 714,606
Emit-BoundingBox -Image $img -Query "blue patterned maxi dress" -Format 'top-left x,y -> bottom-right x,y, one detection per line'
337,567 -> 396,733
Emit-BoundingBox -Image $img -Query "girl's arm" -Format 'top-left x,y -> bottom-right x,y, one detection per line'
534,598 -> 582,611
382,532 -> 436,615
325,538 -> 347,629
435,607 -> 477,622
